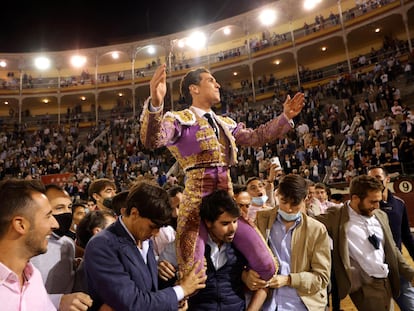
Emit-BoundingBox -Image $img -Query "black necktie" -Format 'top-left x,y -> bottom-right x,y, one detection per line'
204,113 -> 218,138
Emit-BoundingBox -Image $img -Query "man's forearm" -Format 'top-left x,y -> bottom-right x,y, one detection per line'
246,288 -> 268,311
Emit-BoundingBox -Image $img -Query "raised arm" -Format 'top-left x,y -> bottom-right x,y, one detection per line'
150,64 -> 167,107
233,92 -> 305,147
283,92 -> 305,120
140,64 -> 180,149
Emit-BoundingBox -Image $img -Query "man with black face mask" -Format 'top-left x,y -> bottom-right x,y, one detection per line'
31,184 -> 92,311
88,178 -> 117,213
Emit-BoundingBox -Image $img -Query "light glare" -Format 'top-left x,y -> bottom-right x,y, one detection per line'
147,46 -> 156,54
304,0 -> 322,10
71,55 -> 87,68
186,31 -> 207,50
35,57 -> 51,70
177,40 -> 185,48
259,9 -> 276,26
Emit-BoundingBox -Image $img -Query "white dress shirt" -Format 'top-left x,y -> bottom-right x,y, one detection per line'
347,204 -> 389,278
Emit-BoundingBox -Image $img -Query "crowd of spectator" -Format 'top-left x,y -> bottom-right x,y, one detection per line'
0,0 -> 400,92
0,34 -> 413,200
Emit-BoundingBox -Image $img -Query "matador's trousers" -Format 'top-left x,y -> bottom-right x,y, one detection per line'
176,166 -> 277,280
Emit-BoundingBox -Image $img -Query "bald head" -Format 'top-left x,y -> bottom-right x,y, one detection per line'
45,185 -> 72,215
234,191 -> 251,216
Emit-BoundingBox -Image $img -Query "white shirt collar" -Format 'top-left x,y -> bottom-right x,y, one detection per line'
119,216 -> 150,263
206,233 -> 228,270
191,106 -> 214,118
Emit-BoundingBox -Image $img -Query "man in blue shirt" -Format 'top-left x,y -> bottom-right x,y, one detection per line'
247,174 -> 331,310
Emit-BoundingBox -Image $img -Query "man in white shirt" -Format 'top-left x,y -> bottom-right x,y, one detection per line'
358,54 -> 366,67
152,186 -> 182,259
373,115 -> 385,132
255,147 -> 265,162
381,72 -> 388,85
314,183 -> 342,214
159,189 -> 267,310
316,175 -> 414,311
404,62 -> 412,83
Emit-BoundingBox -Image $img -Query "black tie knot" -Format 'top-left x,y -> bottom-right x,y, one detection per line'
204,113 -> 218,137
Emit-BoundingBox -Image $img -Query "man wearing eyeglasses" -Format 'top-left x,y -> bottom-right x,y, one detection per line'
316,175 -> 414,311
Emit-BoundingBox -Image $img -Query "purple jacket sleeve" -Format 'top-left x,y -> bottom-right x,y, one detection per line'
139,98 -> 180,150
233,217 -> 277,280
233,113 -> 293,147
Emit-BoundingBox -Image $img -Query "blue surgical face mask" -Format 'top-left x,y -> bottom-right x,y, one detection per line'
251,195 -> 268,206
278,209 -> 302,222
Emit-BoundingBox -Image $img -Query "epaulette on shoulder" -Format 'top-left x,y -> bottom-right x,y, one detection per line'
216,115 -> 237,129
164,109 -> 196,126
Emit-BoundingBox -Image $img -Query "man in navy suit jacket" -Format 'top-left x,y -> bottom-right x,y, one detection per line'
84,181 -> 206,311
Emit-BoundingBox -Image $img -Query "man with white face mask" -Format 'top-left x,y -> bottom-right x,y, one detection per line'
244,174 -> 331,311
245,177 -> 273,222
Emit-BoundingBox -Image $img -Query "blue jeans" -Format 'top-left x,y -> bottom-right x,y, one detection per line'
395,277 -> 414,311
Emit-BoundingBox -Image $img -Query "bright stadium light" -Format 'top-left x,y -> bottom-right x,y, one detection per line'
34,57 -> 51,70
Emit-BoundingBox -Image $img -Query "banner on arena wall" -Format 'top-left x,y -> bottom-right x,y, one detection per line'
41,173 -> 74,186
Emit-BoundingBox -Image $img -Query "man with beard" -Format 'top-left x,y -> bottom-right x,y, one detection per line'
316,175 -> 414,311
158,189 -> 268,310
189,189 -> 267,310
0,179 -> 62,310
31,184 -> 92,311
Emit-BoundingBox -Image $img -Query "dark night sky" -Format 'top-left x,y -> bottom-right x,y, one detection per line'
0,0 -> 269,53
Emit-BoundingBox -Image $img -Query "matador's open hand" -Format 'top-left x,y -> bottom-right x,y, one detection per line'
283,92 -> 305,120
